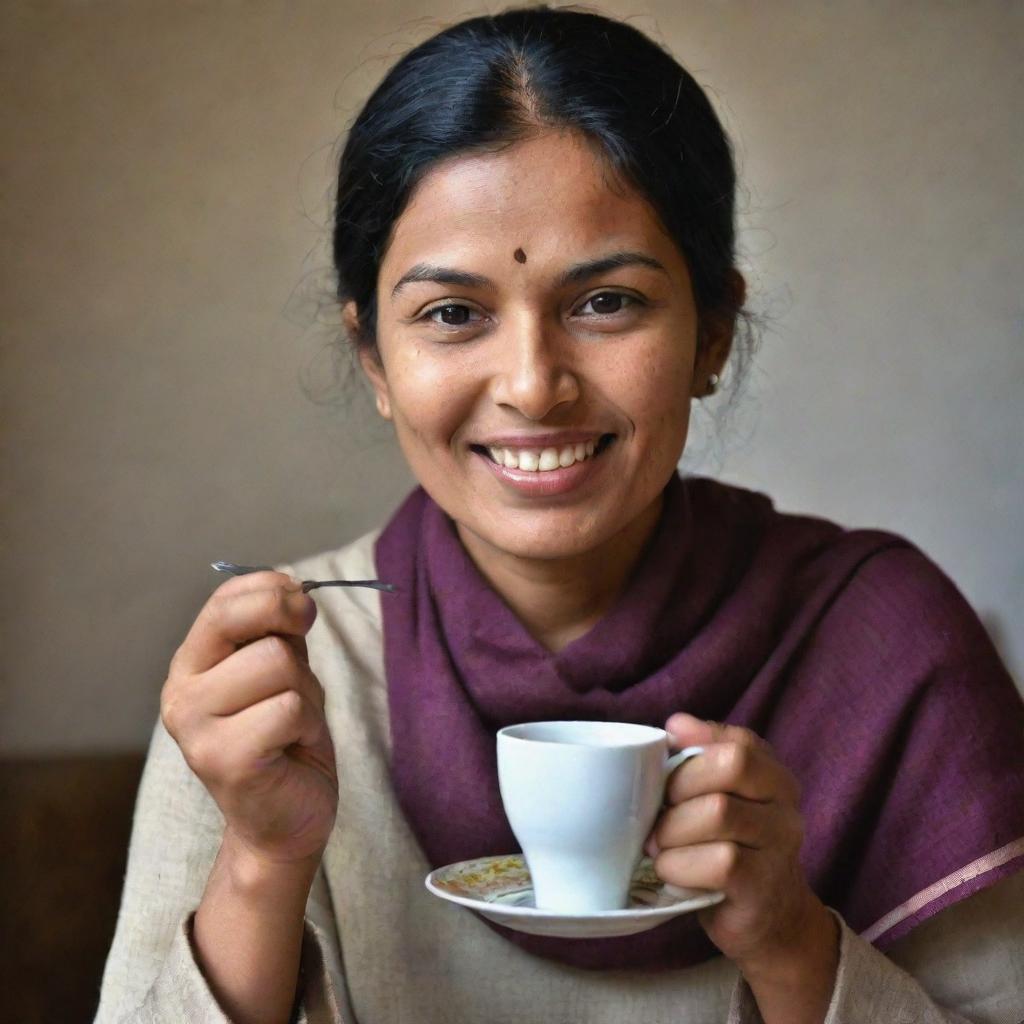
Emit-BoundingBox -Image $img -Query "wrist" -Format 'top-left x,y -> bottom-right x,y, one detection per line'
736,897 -> 840,1024
219,829 -> 322,903
738,893 -> 837,979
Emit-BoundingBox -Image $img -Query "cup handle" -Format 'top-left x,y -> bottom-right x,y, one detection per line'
664,745 -> 704,780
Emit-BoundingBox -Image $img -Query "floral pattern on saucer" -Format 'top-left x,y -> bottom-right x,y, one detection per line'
425,855 -> 724,938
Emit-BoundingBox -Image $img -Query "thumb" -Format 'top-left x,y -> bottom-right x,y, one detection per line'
665,712 -> 765,750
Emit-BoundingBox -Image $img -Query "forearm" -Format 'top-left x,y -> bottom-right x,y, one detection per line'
193,829 -> 320,1024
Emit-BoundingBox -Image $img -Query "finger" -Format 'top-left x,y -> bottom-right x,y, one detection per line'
653,793 -> 786,852
161,611 -> 317,741
183,689 -> 327,786
654,840 -> 750,893
666,741 -> 801,806
211,570 -> 302,598
666,712 -> 769,753
225,688 -> 327,759
209,571 -> 309,662
217,575 -> 310,664
214,574 -> 312,664
173,581 -> 317,675
191,636 -> 326,717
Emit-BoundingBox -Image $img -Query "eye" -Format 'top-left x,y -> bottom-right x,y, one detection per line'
575,291 -> 641,316
421,302 -> 485,329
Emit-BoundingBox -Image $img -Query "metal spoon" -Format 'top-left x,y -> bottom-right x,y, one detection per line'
211,561 -> 396,593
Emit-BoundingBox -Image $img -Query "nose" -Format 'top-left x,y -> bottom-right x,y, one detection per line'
489,315 -> 580,420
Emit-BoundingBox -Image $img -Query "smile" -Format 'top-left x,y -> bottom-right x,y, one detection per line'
469,434 -> 617,498
471,434 -> 616,472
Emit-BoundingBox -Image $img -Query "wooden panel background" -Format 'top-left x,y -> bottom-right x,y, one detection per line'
0,755 -> 146,1023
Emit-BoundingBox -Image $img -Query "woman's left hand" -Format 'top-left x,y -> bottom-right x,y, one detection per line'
649,713 -> 839,983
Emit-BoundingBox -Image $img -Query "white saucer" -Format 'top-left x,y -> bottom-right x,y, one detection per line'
425,854 -> 724,938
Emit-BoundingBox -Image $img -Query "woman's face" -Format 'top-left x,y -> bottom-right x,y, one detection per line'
358,130 -> 731,566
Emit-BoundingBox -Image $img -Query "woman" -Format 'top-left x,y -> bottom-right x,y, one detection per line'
97,7 -> 1024,1023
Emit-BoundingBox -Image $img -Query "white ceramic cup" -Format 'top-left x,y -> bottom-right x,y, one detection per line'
496,720 -> 704,914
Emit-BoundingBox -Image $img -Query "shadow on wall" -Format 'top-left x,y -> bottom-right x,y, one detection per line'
0,753 -> 146,1023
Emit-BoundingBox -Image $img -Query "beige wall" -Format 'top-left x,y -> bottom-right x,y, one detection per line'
2,2 -> 1021,754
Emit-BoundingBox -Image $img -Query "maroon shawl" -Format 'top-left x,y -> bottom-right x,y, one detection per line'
375,472 -> 1024,969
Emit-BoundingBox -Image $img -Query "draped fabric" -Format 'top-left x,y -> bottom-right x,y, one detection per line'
375,472 -> 1024,969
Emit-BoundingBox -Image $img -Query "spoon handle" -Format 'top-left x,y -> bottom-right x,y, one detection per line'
301,579 -> 397,593
211,562 -> 275,574
211,561 -> 396,593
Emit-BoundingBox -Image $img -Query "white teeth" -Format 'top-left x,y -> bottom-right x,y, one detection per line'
483,438 -> 609,472
538,448 -> 561,471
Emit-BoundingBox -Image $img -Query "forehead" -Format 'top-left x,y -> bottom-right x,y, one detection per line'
380,131 -> 675,283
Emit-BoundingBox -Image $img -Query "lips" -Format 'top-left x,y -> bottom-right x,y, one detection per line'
470,434 -> 616,497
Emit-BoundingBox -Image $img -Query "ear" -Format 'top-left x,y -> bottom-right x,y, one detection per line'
358,346 -> 392,420
345,301 -> 392,420
342,300 -> 360,339
692,269 -> 746,397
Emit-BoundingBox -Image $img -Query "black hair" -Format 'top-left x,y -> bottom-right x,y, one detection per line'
332,3 -> 749,369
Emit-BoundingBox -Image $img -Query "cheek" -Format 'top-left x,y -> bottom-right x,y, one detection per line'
613,340 -> 694,431
385,347 -> 475,448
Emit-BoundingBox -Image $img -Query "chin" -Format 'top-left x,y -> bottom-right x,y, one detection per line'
492,534 -> 592,562
467,513 -> 617,563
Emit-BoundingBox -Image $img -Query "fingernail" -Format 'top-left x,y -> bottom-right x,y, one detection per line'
284,576 -> 304,591
645,836 -> 660,858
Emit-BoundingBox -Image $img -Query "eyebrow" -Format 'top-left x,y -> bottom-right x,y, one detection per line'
390,250 -> 668,298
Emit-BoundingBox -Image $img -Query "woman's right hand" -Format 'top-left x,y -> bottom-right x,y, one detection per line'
160,571 -> 338,867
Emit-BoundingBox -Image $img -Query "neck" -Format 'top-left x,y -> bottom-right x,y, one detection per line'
455,494 -> 664,653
